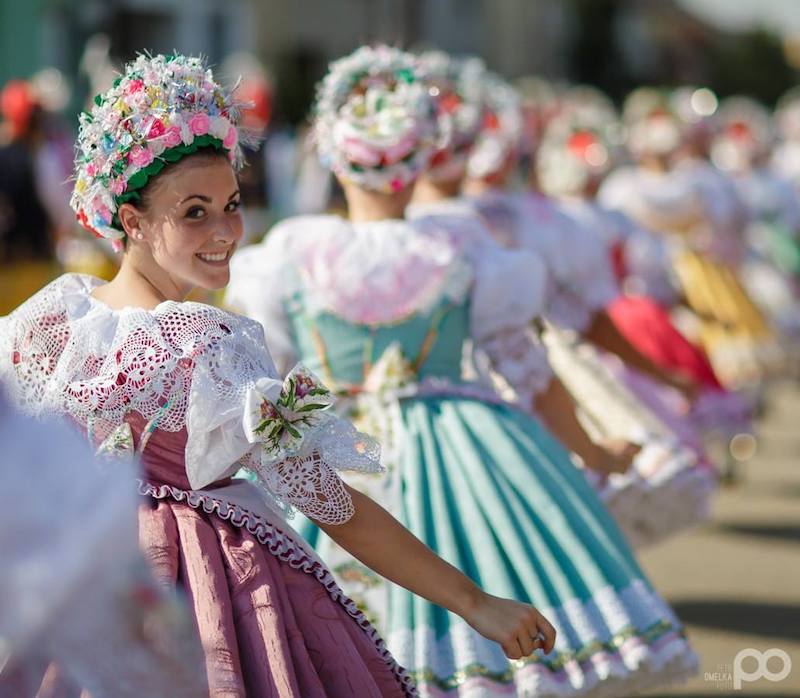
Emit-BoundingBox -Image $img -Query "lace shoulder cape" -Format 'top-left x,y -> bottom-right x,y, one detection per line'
228,213 -> 547,340
0,274 -> 380,524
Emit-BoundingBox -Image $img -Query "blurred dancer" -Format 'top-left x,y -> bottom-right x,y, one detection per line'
599,88 -> 776,389
0,388 -> 206,697
536,88 -> 753,453
456,73 -> 717,547
711,96 -> 800,339
228,45 -> 697,697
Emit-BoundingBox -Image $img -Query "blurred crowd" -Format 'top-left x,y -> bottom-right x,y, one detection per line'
1,39 -> 799,696
2,42 -> 800,335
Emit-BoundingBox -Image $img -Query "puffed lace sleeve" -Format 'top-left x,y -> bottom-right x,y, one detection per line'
446,214 -> 554,406
520,198 -> 620,332
186,313 -> 381,525
225,226 -> 300,377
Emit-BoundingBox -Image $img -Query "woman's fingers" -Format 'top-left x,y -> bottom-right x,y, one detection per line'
517,629 -> 535,657
502,637 -> 524,660
537,615 -> 557,654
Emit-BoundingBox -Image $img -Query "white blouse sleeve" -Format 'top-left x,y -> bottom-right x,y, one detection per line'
514,199 -> 620,332
598,167 -> 705,233
458,219 -> 554,405
186,314 -> 382,524
225,227 -> 300,377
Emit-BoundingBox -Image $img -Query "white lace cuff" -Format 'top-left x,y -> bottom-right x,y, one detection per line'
241,364 -> 382,524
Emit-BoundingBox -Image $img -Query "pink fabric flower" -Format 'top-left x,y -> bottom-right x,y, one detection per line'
129,145 -> 154,168
222,125 -> 238,149
162,125 -> 182,148
126,79 -> 144,94
146,119 -> 165,139
343,138 -> 382,167
110,178 -> 125,195
383,132 -> 417,165
189,113 -> 211,136
95,201 -> 113,224
390,177 -> 405,192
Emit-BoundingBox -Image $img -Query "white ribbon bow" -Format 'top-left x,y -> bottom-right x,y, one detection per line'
243,364 -> 335,463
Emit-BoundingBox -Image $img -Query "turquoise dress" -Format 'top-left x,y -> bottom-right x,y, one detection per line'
226,214 -> 697,697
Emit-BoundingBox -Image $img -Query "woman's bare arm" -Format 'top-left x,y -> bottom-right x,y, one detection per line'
317,486 -> 557,659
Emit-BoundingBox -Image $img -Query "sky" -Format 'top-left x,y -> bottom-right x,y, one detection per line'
676,0 -> 800,38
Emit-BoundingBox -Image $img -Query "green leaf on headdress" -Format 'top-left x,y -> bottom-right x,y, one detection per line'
113,77 -> 122,88
163,148 -> 183,162
94,94 -> 103,106
126,169 -> 149,190
80,110 -> 93,123
116,190 -> 141,205
397,68 -> 415,84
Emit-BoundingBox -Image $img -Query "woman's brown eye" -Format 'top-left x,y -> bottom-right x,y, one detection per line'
186,206 -> 205,219
226,200 -> 241,213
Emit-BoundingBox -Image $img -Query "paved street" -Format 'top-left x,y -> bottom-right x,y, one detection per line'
642,381 -> 800,697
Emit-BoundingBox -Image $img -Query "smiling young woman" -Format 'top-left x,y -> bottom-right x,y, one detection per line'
0,53 -> 557,698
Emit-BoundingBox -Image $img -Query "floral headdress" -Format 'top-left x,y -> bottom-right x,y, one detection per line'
710,96 -> 774,172
466,73 -> 523,179
537,86 -> 621,196
312,44 -> 438,193
416,51 -> 486,182
776,87 -> 800,141
70,53 -> 248,250
622,87 -> 684,158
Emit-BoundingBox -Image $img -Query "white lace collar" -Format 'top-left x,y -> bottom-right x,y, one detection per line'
244,214 -> 474,325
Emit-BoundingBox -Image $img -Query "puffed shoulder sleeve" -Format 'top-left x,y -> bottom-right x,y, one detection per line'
185,314 -> 381,524
461,223 -> 554,404
225,227 -> 299,377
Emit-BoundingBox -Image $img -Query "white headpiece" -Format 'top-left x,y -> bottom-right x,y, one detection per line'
538,87 -> 620,196
70,53 -> 248,250
313,45 -> 437,193
622,87 -> 683,158
710,96 -> 774,172
466,73 -> 522,179
416,50 -> 486,182
775,87 -> 800,142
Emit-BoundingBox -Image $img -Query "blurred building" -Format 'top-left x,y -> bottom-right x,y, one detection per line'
1,0 -> 255,95
1,0 -> 797,124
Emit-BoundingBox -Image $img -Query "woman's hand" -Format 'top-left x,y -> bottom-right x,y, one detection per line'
461,591 -> 557,659
587,438 -> 640,475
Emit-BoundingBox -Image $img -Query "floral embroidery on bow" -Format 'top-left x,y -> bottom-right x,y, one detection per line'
243,365 -> 334,460
94,422 -> 135,463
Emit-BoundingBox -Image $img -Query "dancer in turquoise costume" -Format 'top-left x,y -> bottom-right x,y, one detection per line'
227,45 -> 697,697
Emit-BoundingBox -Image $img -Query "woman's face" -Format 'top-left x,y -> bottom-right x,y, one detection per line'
129,155 -> 243,292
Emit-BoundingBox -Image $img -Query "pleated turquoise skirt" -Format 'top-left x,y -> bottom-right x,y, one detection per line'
293,395 -> 697,696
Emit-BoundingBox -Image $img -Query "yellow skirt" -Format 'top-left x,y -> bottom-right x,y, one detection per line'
672,249 -> 776,386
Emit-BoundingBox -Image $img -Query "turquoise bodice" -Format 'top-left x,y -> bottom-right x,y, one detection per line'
284,292 -> 470,390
